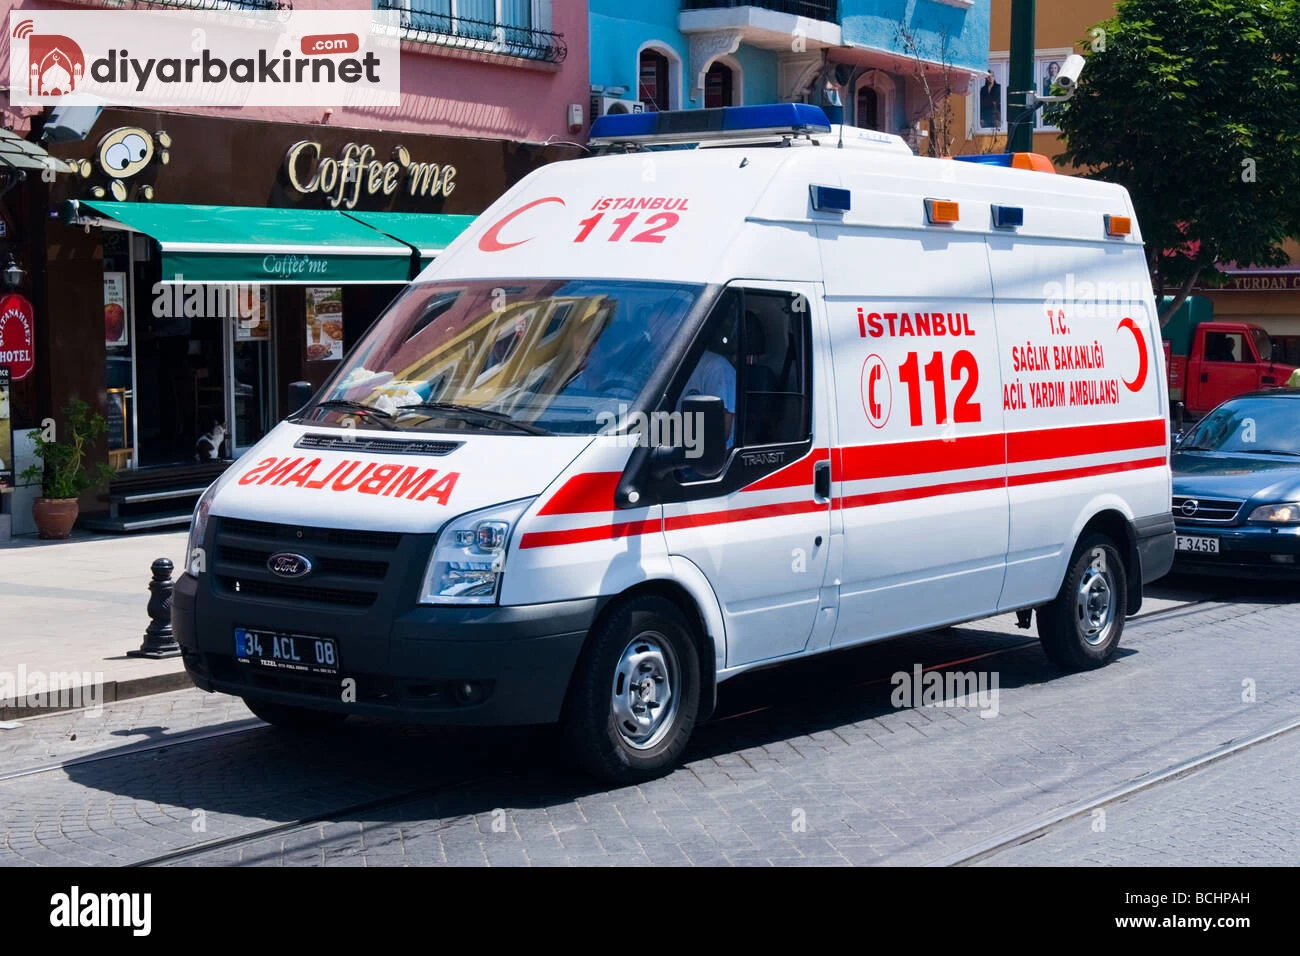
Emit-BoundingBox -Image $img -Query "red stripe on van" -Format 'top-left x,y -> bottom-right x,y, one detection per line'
1006,419 -> 1166,463
663,498 -> 824,532
536,471 -> 622,515
837,475 -> 1006,509
838,433 -> 1005,481
743,448 -> 830,491
518,516 -> 662,549
1007,456 -> 1167,487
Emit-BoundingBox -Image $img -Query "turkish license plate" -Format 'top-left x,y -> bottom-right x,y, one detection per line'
234,627 -> 339,675
1176,535 -> 1220,554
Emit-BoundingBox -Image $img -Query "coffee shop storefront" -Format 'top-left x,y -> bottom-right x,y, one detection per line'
10,107 -> 570,530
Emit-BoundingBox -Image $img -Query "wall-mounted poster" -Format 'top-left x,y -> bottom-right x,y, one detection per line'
0,366 -> 11,488
1037,55 -> 1067,131
235,286 -> 271,341
305,287 -> 343,362
975,61 -> 1007,134
104,272 -> 128,348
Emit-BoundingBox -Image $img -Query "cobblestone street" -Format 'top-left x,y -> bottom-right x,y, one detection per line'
2,577 -> 1296,867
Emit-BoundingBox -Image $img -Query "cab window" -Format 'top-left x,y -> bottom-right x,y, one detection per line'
671,287 -> 813,486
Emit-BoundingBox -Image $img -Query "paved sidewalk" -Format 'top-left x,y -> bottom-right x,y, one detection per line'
0,530 -> 191,718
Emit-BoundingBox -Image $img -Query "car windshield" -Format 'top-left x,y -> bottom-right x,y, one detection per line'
1251,327 -> 1272,363
309,279 -> 701,435
1181,398 -> 1300,455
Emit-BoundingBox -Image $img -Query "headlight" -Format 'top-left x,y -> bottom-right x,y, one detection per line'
1248,503 -> 1300,524
419,498 -> 534,605
185,467 -> 239,574
185,484 -> 218,575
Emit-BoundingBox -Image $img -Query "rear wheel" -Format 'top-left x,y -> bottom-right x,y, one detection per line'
243,698 -> 348,730
562,596 -> 700,783
1036,532 -> 1127,670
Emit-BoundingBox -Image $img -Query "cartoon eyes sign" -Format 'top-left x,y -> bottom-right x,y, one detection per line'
101,131 -> 152,176
74,126 -> 172,201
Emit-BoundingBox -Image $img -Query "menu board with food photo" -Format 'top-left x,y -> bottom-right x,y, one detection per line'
235,285 -> 271,341
104,272 -> 128,348
305,287 -> 344,362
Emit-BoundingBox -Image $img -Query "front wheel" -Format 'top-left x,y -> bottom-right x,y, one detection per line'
562,596 -> 700,783
1036,532 -> 1127,671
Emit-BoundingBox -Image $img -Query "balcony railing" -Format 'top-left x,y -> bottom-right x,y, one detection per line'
681,0 -> 838,21
376,1 -> 567,64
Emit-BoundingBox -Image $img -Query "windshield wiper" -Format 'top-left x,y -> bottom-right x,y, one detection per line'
1249,448 -> 1300,457
393,402 -> 551,435
310,399 -> 398,429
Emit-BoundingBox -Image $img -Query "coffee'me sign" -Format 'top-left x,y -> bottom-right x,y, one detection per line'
0,293 -> 35,381
284,141 -> 457,209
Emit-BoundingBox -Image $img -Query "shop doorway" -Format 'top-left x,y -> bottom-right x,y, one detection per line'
227,287 -> 275,454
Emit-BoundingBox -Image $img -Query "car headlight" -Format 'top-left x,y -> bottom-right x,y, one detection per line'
185,470 -> 236,575
1248,502 -> 1300,524
419,498 -> 534,605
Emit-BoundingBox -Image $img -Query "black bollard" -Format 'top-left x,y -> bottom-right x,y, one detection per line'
128,558 -> 182,659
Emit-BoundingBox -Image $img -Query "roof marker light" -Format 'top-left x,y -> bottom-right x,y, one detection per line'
810,184 -> 851,213
954,153 -> 1056,174
992,205 -> 1024,229
1105,214 -> 1132,237
589,104 -> 833,146
926,199 -> 960,225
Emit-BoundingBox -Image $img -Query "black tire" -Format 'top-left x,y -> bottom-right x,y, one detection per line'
243,697 -> 348,730
562,596 -> 701,783
1037,532 -> 1128,671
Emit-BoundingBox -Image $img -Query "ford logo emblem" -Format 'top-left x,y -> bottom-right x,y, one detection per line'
267,552 -> 313,579
1180,499 -> 1200,517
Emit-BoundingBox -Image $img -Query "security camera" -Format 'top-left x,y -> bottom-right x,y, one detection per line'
1054,54 -> 1086,92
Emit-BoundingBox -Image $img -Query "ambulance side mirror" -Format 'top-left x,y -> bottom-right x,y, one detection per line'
681,396 -> 728,479
287,381 -> 315,418
647,396 -> 728,481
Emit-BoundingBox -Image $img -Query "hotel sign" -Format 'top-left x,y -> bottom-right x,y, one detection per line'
1218,273 -> 1300,292
284,141 -> 458,209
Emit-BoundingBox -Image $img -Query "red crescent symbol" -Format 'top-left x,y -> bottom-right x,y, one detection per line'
477,196 -> 565,252
1119,316 -> 1149,393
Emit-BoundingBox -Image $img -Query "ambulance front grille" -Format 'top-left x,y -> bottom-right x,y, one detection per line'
212,518 -> 401,609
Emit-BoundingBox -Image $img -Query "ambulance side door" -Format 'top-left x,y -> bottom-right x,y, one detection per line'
821,229 -> 1010,645
657,282 -> 834,668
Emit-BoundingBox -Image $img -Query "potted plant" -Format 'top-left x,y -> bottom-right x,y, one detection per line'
18,398 -> 116,539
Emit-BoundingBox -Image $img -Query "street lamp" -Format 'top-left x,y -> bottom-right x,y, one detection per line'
3,254 -> 24,288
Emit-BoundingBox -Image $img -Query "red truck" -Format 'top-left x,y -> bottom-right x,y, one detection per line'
1163,296 -> 1297,419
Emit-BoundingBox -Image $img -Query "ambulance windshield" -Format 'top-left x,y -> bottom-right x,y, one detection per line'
309,279 -> 702,435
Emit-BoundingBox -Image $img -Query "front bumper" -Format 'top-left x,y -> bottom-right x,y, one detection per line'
1171,520 -> 1300,578
1134,513 -> 1176,584
174,572 -> 599,725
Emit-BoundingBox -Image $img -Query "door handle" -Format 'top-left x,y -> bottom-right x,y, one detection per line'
1200,372 -> 1209,383
814,460 -> 831,501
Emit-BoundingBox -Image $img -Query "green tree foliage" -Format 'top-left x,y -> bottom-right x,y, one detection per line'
1055,0 -> 1300,323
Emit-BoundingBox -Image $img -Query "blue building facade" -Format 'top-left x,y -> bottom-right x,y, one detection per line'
589,1 -> 990,154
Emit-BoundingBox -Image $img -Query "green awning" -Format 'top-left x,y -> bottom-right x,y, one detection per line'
74,201 -> 416,284
343,210 -> 476,266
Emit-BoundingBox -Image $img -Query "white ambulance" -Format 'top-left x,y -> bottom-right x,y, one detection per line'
176,105 -> 1175,782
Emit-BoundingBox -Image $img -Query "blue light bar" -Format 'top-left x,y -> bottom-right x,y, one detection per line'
590,104 -> 833,145
992,204 -> 1024,229
810,184 -> 851,213
954,154 -> 1014,167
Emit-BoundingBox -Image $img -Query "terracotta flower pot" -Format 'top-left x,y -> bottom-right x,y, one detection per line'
32,497 -> 79,540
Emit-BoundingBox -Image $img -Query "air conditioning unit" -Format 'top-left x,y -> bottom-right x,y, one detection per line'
592,95 -> 646,118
